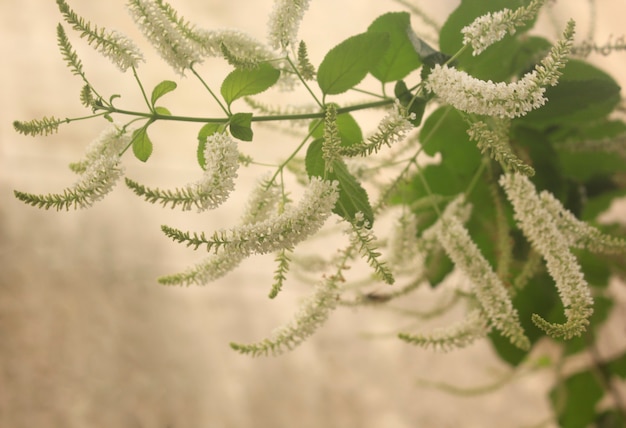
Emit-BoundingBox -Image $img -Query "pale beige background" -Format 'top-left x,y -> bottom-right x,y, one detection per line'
1,1 -> 625,427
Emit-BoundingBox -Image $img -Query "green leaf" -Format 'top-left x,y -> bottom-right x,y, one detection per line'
420,107 -> 480,175
309,111 -> 363,147
154,106 -> 171,116
550,369 -> 604,428
317,32 -> 390,95
607,351 -> 626,379
220,63 -> 280,106
150,80 -> 177,107
366,12 -> 421,82
305,138 -> 374,226
197,123 -> 222,169
131,126 -> 153,162
229,112 -> 253,141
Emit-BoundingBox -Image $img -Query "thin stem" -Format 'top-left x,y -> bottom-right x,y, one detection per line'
132,66 -> 152,111
285,55 -> 323,108
104,99 -> 394,124
190,64 -> 230,116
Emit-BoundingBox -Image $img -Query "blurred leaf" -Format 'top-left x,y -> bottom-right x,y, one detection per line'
550,369 -> 603,428
367,12 -> 421,82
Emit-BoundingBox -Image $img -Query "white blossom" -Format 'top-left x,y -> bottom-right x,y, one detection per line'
499,173 -> 593,339
427,20 -> 574,118
101,30 -> 145,71
231,274 -> 340,356
436,201 -> 530,350
210,177 -> 338,256
427,65 -> 547,118
539,190 -> 626,253
128,0 -> 204,73
195,28 -> 274,63
191,133 -> 239,211
399,310 -> 491,352
267,0 -> 311,51
72,126 -> 129,207
461,0 -> 546,55
159,175 -> 281,286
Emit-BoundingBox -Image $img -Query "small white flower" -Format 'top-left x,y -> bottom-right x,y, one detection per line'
267,0 -> 311,51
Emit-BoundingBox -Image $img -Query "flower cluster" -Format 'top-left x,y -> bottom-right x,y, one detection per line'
427,20 -> 575,118
427,65 -> 547,118
500,173 -> 593,339
461,0 -> 546,55
128,0 -> 205,73
436,198 -> 530,350
193,133 -> 239,210
125,133 -> 239,211
399,310 -> 490,352
341,102 -> 415,156
267,0 -> 311,51
56,0 -> 144,72
15,126 -> 129,210
466,120 -> 535,176
231,273 -> 340,356
159,176 -> 281,286
163,177 -> 339,257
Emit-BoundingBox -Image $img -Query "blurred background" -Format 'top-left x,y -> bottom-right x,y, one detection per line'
1,1 -> 625,427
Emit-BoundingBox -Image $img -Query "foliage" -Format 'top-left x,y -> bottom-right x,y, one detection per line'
12,0 -> 626,424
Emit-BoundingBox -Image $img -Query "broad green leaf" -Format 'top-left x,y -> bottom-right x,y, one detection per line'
310,112 -> 363,146
220,63 -> 280,106
197,123 -> 222,169
367,12 -> 421,82
550,370 -> 604,428
131,126 -> 153,162
305,138 -> 374,226
229,112 -> 253,141
150,80 -> 177,107
420,107 -> 480,175
317,32 -> 390,95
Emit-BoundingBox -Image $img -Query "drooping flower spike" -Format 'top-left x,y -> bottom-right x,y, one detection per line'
461,0 -> 546,56
126,132 -> 239,212
500,173 -> 594,339
435,197 -> 530,350
14,126 -> 130,210
267,0 -> 311,52
427,20 -> 575,118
